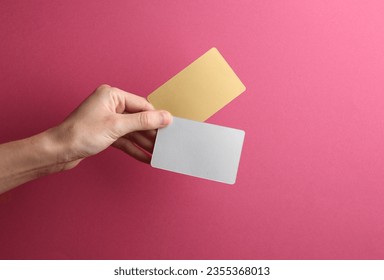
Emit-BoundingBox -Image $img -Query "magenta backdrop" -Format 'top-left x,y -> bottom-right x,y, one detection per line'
1,0 -> 384,259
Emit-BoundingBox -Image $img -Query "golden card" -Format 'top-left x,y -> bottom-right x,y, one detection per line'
147,48 -> 246,122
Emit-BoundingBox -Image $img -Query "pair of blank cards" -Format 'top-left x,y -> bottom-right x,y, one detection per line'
148,48 -> 246,184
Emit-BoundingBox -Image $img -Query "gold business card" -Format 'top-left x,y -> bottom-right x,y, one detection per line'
148,48 -> 246,122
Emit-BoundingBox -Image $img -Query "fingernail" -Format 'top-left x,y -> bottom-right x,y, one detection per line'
161,111 -> 172,126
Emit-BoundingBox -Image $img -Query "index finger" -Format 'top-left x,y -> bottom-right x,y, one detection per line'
109,86 -> 155,114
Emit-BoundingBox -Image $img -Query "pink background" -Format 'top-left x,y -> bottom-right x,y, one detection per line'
1,0 -> 384,259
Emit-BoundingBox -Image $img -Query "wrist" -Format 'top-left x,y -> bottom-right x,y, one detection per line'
43,126 -> 82,172
0,129 -> 78,193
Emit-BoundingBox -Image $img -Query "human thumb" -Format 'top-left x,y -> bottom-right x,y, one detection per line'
119,110 -> 173,134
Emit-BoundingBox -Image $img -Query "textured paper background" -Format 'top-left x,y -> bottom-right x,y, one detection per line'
1,0 -> 384,259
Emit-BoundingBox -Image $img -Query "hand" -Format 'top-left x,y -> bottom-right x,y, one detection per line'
0,84 -> 171,194
51,84 -> 172,169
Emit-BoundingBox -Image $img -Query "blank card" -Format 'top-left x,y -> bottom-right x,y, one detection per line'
151,117 -> 245,184
147,48 -> 246,122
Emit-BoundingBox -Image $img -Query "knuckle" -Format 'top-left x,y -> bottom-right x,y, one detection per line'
94,84 -> 112,99
139,112 -> 152,129
97,84 -> 111,92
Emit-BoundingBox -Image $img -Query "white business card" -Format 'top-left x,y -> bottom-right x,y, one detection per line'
151,117 -> 245,184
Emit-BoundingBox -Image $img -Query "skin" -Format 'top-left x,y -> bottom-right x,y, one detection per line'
0,84 -> 172,195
